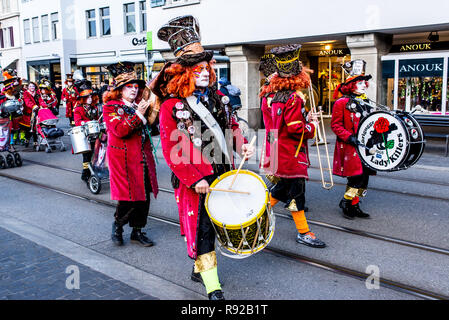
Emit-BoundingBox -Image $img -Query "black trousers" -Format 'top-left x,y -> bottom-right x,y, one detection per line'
197,195 -> 216,256
270,177 -> 306,211
115,200 -> 150,229
347,166 -> 375,190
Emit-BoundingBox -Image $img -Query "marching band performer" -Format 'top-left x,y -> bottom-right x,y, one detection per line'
259,44 -> 326,248
73,82 -> 100,182
62,74 -> 78,126
102,61 -> 159,248
331,59 -> 375,220
151,15 -> 253,300
39,84 -> 59,114
0,70 -> 23,147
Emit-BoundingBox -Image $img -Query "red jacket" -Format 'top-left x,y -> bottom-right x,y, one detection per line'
331,97 -> 365,177
260,91 -> 316,179
62,86 -> 78,118
21,90 -> 41,127
159,96 -> 245,259
74,104 -> 99,126
103,99 -> 158,201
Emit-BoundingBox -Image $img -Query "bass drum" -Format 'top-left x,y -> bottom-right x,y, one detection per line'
356,110 -> 425,172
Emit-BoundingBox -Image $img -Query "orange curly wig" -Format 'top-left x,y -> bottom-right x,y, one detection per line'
259,69 -> 311,97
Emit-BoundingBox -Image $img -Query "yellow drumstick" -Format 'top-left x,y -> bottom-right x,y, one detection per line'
209,188 -> 250,195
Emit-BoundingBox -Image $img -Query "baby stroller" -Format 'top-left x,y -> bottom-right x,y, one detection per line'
35,108 -> 66,153
86,123 -> 109,194
0,100 -> 23,169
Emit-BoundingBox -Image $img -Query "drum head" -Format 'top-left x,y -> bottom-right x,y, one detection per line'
356,111 -> 410,171
206,170 -> 268,228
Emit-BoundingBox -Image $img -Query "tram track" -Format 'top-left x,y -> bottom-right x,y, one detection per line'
20,158 -> 449,257
1,169 -> 448,300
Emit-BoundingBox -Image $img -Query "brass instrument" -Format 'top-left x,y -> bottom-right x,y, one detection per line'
307,80 -> 334,190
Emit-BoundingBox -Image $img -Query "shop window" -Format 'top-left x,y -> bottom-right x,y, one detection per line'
124,3 -> 136,34
381,60 -> 395,108
398,58 -> 444,113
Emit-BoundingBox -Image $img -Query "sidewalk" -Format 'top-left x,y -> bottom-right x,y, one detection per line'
0,226 -> 157,300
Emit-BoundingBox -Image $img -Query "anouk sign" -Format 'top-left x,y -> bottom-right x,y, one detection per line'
398,58 -> 444,77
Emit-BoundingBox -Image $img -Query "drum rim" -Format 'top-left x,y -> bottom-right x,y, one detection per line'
356,110 -> 411,172
205,169 -> 269,230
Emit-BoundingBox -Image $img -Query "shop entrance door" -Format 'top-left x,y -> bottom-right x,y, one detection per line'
317,55 -> 350,115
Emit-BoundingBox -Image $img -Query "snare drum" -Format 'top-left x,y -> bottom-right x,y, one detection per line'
356,110 -> 425,172
84,120 -> 100,136
205,170 -> 275,258
69,126 -> 91,154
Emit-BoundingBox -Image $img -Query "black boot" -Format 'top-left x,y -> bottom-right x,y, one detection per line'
131,228 -> 154,247
353,203 -> 370,218
208,290 -> 225,300
191,266 -> 203,285
339,199 -> 355,220
81,169 -> 90,182
111,222 -> 124,246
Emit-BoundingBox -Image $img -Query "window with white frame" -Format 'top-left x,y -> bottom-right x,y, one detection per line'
86,9 -> 97,38
32,17 -> 40,43
41,14 -> 49,42
100,7 -> 111,36
150,0 -> 165,7
1,0 -> 11,13
164,0 -> 200,8
140,1 -> 147,32
124,3 -> 136,34
23,19 -> 31,44
51,12 -> 59,40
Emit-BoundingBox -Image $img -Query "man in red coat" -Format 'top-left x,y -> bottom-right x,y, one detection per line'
259,44 -> 325,248
151,15 -> 253,301
62,74 -> 78,126
331,60 -> 375,219
103,62 -> 159,248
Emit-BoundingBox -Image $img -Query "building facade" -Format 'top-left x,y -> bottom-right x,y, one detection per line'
19,0 -> 151,87
147,0 -> 449,127
0,0 -> 22,78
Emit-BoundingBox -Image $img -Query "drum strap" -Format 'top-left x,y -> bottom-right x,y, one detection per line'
186,95 -> 231,164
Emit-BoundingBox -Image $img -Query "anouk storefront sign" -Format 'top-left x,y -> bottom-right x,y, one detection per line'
398,58 -> 444,77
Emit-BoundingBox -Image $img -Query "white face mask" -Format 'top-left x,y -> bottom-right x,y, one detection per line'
193,62 -> 210,88
355,80 -> 367,95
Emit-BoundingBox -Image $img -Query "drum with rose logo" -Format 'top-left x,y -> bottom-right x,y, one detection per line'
356,110 -> 425,172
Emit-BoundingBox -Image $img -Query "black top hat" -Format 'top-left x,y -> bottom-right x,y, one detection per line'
106,61 -> 145,91
270,44 -> 303,78
259,53 -> 277,77
157,15 -> 213,66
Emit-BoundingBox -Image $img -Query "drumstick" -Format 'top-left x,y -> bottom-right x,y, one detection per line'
209,188 -> 250,195
228,136 -> 257,190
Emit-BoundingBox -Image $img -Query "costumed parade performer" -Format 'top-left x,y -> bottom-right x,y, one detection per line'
150,15 -> 254,300
74,82 -> 100,182
331,59 -> 374,220
22,81 -> 41,147
103,61 -> 159,247
1,69 -> 23,147
62,74 -> 78,126
259,44 -> 326,248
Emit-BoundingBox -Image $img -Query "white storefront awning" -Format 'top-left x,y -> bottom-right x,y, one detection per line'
76,55 -> 145,66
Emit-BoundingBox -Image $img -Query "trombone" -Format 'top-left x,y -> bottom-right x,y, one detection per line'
306,80 -> 334,190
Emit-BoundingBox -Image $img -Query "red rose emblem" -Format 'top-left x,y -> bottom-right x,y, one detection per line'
374,117 -> 390,134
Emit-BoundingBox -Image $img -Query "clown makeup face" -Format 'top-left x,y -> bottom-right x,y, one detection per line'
0,122 -> 10,149
122,83 -> 139,103
193,61 -> 210,88
355,80 -> 368,95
